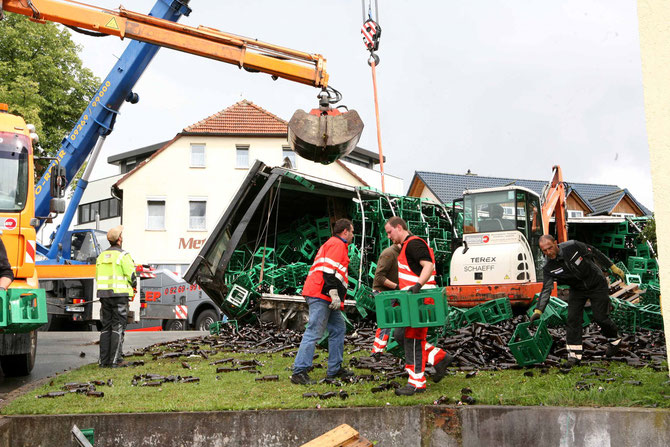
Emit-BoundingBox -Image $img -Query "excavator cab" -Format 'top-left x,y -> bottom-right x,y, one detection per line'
288,88 -> 364,165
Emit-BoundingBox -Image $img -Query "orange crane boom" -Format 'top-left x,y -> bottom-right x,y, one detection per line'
2,0 -> 328,88
541,165 -> 568,242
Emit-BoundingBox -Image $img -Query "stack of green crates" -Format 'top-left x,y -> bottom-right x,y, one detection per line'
639,304 -> 663,330
609,296 -> 638,333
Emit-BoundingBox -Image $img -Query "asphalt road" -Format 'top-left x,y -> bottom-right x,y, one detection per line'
0,331 -> 207,395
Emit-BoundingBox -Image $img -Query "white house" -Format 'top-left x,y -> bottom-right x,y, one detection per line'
75,100 -> 402,274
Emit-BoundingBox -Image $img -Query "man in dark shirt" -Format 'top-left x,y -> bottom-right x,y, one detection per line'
0,236 -> 14,292
532,234 -> 626,366
370,243 -> 400,354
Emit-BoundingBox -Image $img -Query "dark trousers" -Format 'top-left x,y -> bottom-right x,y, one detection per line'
566,287 -> 619,348
99,296 -> 129,366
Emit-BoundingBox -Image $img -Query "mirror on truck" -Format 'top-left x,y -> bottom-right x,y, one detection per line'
50,164 -> 67,198
49,164 -> 67,214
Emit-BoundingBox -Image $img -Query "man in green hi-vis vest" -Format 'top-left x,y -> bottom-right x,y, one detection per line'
96,225 -> 136,368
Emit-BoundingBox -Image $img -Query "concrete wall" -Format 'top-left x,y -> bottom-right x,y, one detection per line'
4,405 -> 670,447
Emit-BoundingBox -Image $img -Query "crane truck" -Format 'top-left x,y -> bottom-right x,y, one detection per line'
1,0 -> 364,330
0,103 -> 49,375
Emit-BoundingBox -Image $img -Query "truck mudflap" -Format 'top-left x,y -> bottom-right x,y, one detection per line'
287,108 -> 363,165
443,282 -> 557,308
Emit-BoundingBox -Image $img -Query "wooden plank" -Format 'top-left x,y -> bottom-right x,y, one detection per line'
611,284 -> 638,298
343,438 -> 373,447
301,424 -> 360,447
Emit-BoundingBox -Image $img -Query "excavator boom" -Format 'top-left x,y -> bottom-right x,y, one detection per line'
541,165 -> 568,242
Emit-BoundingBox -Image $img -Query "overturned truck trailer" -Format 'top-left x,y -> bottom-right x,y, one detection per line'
183,161 -> 457,328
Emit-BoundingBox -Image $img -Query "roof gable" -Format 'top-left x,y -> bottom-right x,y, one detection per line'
182,100 -> 288,136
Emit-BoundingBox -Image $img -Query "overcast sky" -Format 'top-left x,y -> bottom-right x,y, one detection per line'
67,0 -> 653,209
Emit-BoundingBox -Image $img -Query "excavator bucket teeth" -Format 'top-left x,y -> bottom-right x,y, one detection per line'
287,109 -> 364,165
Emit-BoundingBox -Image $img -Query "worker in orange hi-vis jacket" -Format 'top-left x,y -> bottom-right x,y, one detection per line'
384,216 -> 454,396
291,219 -> 356,385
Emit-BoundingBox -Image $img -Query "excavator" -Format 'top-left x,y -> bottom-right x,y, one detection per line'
446,165 -> 567,307
1,0 -> 364,166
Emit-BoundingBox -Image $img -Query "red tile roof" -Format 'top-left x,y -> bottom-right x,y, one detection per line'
182,100 -> 288,135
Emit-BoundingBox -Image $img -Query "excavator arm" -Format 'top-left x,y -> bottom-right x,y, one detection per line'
2,0 -> 362,162
541,165 -> 568,242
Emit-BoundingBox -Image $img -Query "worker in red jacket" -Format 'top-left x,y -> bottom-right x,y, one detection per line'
384,216 -> 453,396
291,219 -> 356,385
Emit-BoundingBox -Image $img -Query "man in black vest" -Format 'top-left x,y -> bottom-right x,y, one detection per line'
532,235 -> 626,367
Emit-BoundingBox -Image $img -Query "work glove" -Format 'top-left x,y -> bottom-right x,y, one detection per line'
529,309 -> 542,325
610,264 -> 625,281
328,289 -> 341,310
409,283 -> 422,294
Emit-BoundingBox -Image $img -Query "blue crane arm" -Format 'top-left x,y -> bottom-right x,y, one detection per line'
34,0 -> 191,242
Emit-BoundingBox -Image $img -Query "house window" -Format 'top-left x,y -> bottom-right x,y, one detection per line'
189,200 -> 206,230
190,144 -> 205,167
236,145 -> 249,168
282,146 -> 296,168
612,212 -> 636,218
78,198 -> 121,224
568,210 -> 584,218
147,199 -> 166,230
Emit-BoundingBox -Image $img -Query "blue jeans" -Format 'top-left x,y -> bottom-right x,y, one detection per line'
292,297 -> 346,376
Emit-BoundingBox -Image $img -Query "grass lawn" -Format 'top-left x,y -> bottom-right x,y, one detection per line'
2,335 -> 669,415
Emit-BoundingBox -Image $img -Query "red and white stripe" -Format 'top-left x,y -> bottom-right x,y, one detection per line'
25,240 -> 35,264
371,328 -> 389,353
174,305 -> 188,320
406,365 -> 426,389
424,342 -> 446,366
309,256 -> 348,286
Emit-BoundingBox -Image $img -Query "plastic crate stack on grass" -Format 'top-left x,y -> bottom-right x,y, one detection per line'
609,296 -> 638,333
508,320 -> 553,366
638,304 -> 663,330
463,298 -> 513,325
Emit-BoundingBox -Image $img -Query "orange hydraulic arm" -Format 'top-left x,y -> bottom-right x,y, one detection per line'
541,165 -> 568,242
2,0 -> 328,88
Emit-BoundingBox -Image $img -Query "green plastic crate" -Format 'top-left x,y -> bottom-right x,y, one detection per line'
508,320 -> 553,366
636,244 -> 651,259
627,257 -> 647,272
7,288 -> 47,332
601,234 -> 614,248
355,284 -> 376,313
464,298 -> 513,324
625,274 -> 642,285
610,234 -> 625,249
0,290 -> 8,328
375,291 -> 410,328
609,296 -> 638,333
446,307 -> 469,332
639,304 -> 663,330
616,221 -> 630,234
526,296 -> 568,327
407,289 -> 448,328
640,284 -> 660,306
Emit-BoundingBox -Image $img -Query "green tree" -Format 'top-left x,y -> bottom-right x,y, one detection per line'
637,214 -> 657,255
0,14 -> 100,169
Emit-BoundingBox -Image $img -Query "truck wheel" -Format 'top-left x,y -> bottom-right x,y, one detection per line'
164,320 -> 187,331
0,331 -> 37,377
195,310 -> 217,332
